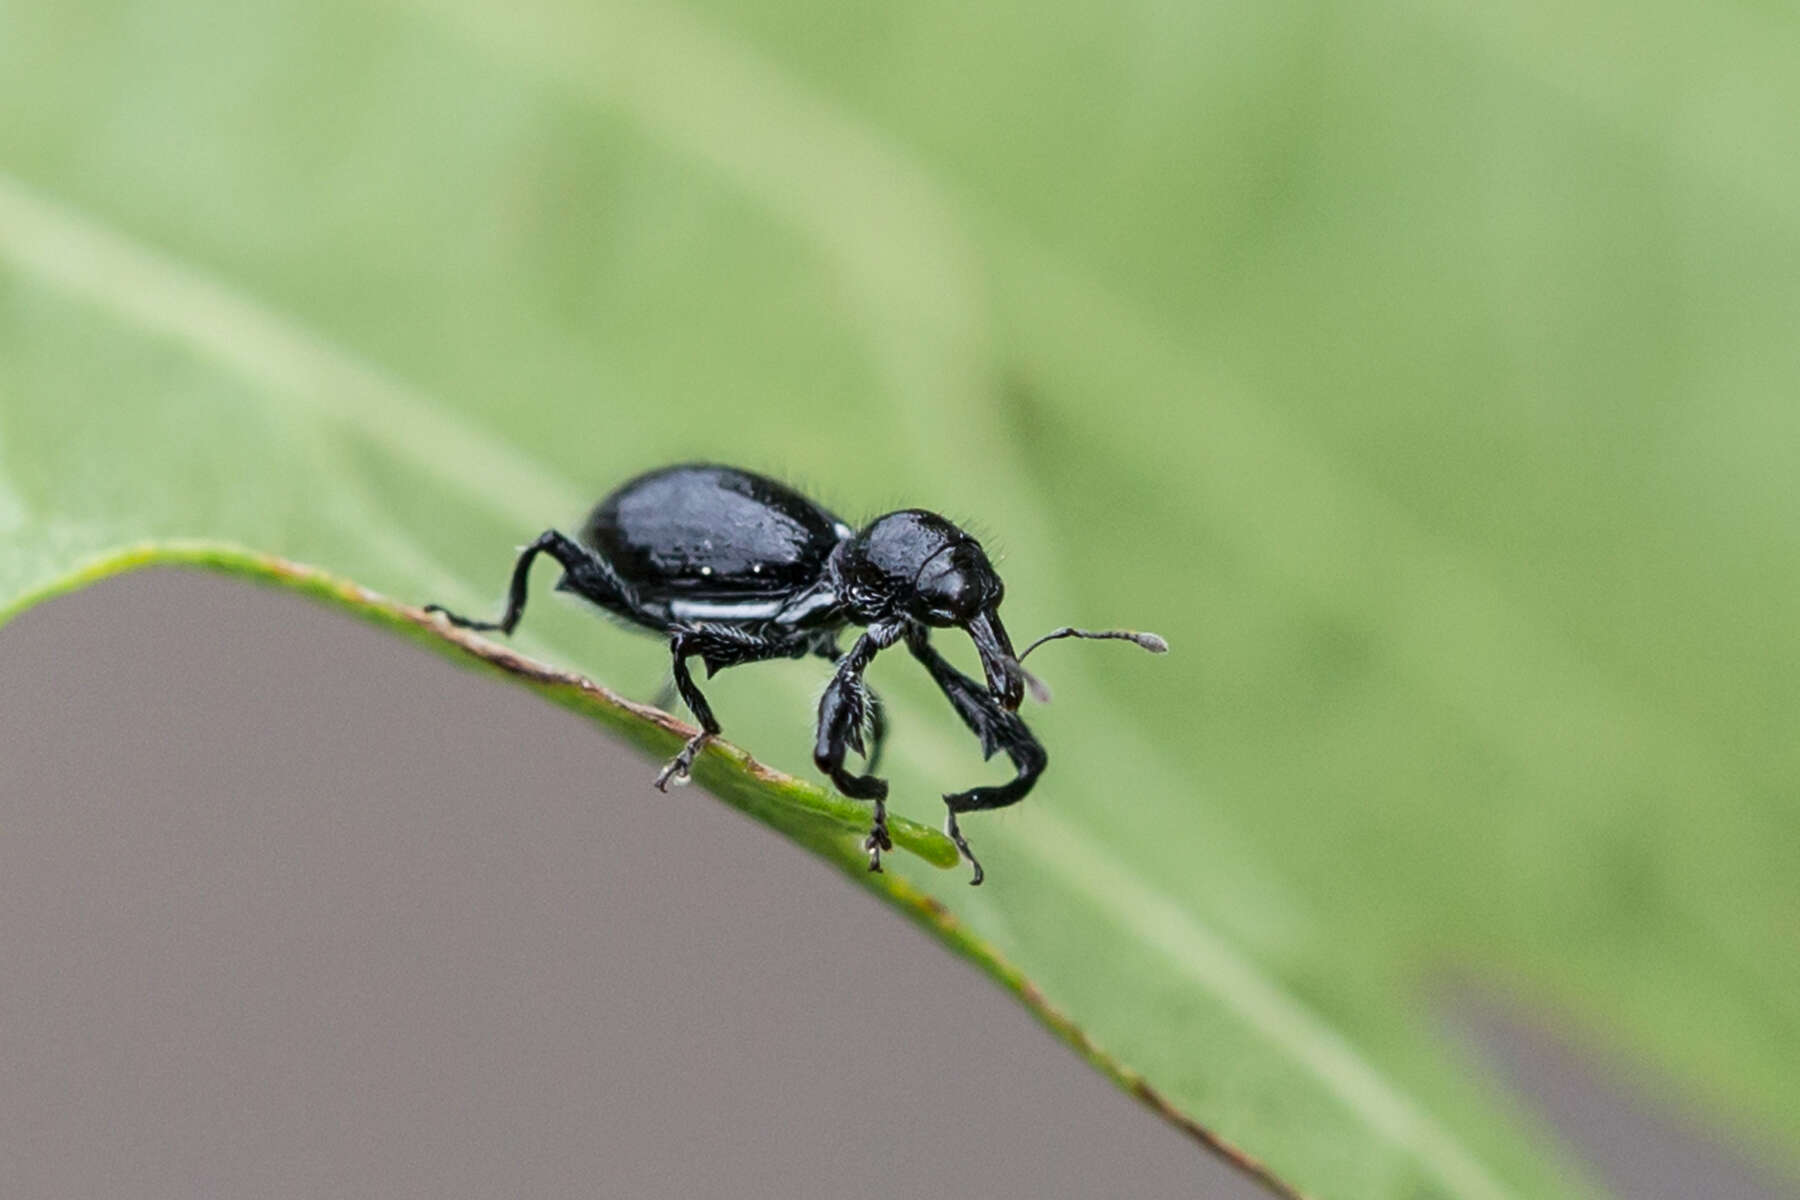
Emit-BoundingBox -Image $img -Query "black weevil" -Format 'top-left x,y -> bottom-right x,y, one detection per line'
426,463 -> 1165,883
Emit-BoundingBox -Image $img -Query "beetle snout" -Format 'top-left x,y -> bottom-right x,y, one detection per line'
967,609 -> 1024,711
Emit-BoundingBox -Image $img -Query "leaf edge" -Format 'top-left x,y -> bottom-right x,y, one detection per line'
0,539 -> 1309,1200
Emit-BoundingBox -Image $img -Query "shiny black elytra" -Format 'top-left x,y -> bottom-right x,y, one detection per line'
425,463 -> 1165,884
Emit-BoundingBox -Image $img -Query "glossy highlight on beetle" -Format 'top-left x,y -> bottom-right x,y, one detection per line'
425,464 -> 1166,884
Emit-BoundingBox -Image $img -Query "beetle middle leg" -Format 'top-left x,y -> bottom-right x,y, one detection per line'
905,627 -> 1047,885
655,623 -> 814,791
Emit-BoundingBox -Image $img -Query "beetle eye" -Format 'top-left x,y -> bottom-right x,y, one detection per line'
913,569 -> 977,625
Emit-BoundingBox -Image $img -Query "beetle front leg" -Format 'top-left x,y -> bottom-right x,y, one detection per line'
940,716 -> 1046,885
864,689 -> 888,775
906,628 -> 1047,884
815,624 -> 902,871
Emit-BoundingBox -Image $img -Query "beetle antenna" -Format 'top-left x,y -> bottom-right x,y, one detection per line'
1012,627 -> 1167,705
1018,626 -> 1170,662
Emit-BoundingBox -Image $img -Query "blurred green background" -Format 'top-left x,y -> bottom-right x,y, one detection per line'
2,0 -> 1797,1196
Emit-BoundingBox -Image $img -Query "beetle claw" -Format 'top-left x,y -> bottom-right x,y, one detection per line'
653,732 -> 712,791
945,811 -> 985,886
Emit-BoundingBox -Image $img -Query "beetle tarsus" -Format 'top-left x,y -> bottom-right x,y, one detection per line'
423,603 -> 503,633
863,798 -> 892,872
654,731 -> 712,791
945,811 -> 985,886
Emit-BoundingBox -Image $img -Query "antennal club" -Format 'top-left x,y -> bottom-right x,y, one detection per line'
1013,626 -> 1168,705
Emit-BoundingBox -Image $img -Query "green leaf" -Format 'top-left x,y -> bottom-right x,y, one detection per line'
4,1 -> 1797,1197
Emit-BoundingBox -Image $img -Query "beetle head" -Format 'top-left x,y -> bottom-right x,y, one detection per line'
840,510 -> 1025,711
913,540 -> 1023,712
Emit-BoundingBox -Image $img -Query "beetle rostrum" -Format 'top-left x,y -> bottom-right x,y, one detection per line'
424,463 -> 1165,884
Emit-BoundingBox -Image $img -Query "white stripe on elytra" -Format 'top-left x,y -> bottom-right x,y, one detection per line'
667,597 -> 786,621
774,587 -> 839,625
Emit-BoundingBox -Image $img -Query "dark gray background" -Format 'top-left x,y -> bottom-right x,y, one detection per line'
0,571 -> 1788,1198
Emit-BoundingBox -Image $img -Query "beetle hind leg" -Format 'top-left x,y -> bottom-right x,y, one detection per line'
426,530 -> 633,636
